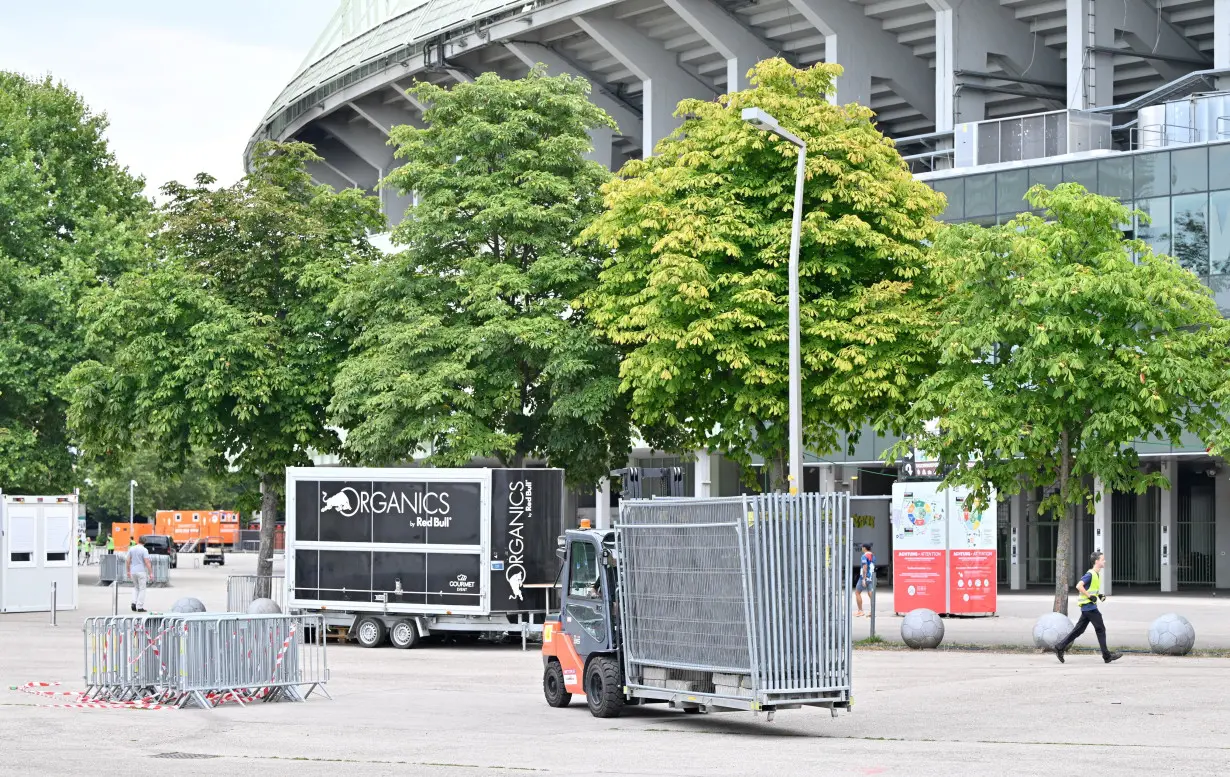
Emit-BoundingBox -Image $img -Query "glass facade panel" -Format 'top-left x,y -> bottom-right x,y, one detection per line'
1136,197 -> 1171,257
1210,190 -> 1230,275
1029,164 -> 1062,191
965,173 -> 996,218
997,169 -> 1029,216
1210,144 -> 1230,178
1063,160 -> 1098,192
1171,193 -> 1209,275
1097,157 -> 1133,201
1171,147 -> 1209,195
932,177 -> 964,222
1135,152 -> 1171,198
1208,274 -> 1230,314
978,121 -> 1000,165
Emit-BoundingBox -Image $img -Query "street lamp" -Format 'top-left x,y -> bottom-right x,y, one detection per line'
742,107 -> 806,494
129,480 -> 138,541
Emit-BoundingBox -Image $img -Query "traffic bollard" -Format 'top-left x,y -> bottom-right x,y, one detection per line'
870,586 -> 876,639
50,582 -> 57,626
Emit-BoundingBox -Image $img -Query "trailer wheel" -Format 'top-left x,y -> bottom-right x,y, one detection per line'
585,656 -> 624,718
389,619 -> 419,649
543,661 -> 571,708
355,616 -> 387,648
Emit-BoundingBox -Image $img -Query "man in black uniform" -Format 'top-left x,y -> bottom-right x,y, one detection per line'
1055,551 -> 1122,664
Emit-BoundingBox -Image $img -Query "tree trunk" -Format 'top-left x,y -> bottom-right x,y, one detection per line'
767,450 -> 788,493
1052,431 -> 1072,615
255,472 -> 278,600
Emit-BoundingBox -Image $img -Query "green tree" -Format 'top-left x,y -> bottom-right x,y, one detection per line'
329,69 -> 630,487
0,72 -> 147,492
899,184 -> 1230,614
581,59 -> 943,487
66,141 -> 384,589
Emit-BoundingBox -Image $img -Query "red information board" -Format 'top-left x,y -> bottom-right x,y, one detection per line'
948,549 -> 997,615
893,549 -> 947,614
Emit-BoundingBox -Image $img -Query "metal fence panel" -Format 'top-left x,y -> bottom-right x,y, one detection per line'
227,575 -> 287,612
83,613 -> 327,708
616,493 -> 851,708
98,553 -> 171,586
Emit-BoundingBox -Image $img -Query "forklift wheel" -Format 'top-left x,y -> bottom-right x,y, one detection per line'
585,656 -> 624,718
543,661 -> 572,708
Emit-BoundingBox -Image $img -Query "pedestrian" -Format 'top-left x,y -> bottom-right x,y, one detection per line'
106,534 -> 114,555
1055,551 -> 1122,664
854,543 -> 875,618
78,535 -> 88,566
127,540 -> 152,613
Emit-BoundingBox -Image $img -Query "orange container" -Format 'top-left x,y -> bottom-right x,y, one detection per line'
109,522 -> 153,549
155,510 -> 240,544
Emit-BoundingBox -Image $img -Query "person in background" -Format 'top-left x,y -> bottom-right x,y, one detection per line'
106,534 -> 114,554
127,539 -> 152,613
854,542 -> 876,618
1055,551 -> 1123,664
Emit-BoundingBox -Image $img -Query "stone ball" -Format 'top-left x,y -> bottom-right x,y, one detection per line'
901,608 -> 944,649
170,596 -> 207,613
1033,612 -> 1075,650
247,597 -> 282,615
1148,613 -> 1196,656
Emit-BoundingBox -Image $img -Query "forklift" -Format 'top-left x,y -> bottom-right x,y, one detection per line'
540,467 -> 685,718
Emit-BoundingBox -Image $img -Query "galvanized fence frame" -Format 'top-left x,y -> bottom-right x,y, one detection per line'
226,575 -> 287,612
97,553 -> 171,586
83,613 -> 328,709
615,493 -> 852,709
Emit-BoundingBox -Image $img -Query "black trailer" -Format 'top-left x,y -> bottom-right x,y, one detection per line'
285,467 -> 564,648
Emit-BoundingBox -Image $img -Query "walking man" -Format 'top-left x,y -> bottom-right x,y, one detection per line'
127,540 -> 152,613
854,543 -> 875,618
1055,551 -> 1122,664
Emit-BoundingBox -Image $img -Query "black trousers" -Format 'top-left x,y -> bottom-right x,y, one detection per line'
1058,608 -> 1110,658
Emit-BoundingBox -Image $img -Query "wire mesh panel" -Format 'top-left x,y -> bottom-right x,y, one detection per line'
615,493 -> 852,708
616,498 -> 750,675
1179,484 -> 1216,587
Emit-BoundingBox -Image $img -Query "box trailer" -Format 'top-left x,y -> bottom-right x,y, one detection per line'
1,494 -> 79,613
285,467 -> 564,648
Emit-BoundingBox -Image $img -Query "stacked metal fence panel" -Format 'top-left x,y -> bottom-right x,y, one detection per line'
83,613 -> 327,708
97,553 -> 171,586
226,575 -> 287,612
616,493 -> 851,709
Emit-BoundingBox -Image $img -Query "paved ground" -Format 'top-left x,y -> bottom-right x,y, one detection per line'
1,555 -> 1227,775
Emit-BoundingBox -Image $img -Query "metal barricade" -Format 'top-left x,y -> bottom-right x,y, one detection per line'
83,613 -> 328,708
97,553 -> 172,586
616,493 -> 852,709
226,575 -> 286,612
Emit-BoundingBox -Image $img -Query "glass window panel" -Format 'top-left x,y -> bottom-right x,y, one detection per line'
1022,115 -> 1047,159
1208,274 -> 1230,315
1136,197 -> 1171,258
1063,160 -> 1098,192
568,541 -> 599,598
978,121 -> 1000,165
1210,144 -> 1230,178
1171,147 -> 1208,195
965,173 -> 996,218
931,177 -> 964,221
997,169 -> 1029,216
1029,165 -> 1062,189
1134,152 -> 1170,197
1001,119 -> 1023,163
1098,157 -> 1133,201
1171,193 -> 1209,276
1210,190 -> 1230,275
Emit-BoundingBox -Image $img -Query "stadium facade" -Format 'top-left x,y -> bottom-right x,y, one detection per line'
252,0 -> 1230,592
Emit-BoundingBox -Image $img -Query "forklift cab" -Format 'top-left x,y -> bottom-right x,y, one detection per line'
541,525 -> 625,716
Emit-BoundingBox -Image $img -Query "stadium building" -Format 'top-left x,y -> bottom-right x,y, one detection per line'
252,0 -> 1230,592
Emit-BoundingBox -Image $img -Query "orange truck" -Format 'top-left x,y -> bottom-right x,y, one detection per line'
154,510 -> 239,545
108,522 -> 153,549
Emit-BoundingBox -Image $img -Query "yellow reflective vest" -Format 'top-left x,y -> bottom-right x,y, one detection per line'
1077,569 -> 1102,607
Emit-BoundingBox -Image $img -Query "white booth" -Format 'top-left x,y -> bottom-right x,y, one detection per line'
0,494 -> 79,613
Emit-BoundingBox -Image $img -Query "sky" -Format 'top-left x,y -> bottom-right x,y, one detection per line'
0,0 -> 340,191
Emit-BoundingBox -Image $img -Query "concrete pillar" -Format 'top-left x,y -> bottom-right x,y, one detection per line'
1093,478 -> 1112,595
1160,458 -> 1179,592
574,10 -> 716,157
1009,491 -> 1027,590
1215,468 -> 1230,589
662,0 -> 775,93
595,477 -> 612,529
1217,0 -> 1230,87
1067,0 -> 1114,109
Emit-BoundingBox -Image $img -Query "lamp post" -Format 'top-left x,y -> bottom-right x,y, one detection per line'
129,479 -> 138,541
741,107 -> 806,494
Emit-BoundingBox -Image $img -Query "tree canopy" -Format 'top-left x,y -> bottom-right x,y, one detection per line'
581,59 -> 944,486
329,69 -> 631,487
900,183 -> 1230,613
66,141 -> 384,583
0,72 -> 147,492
